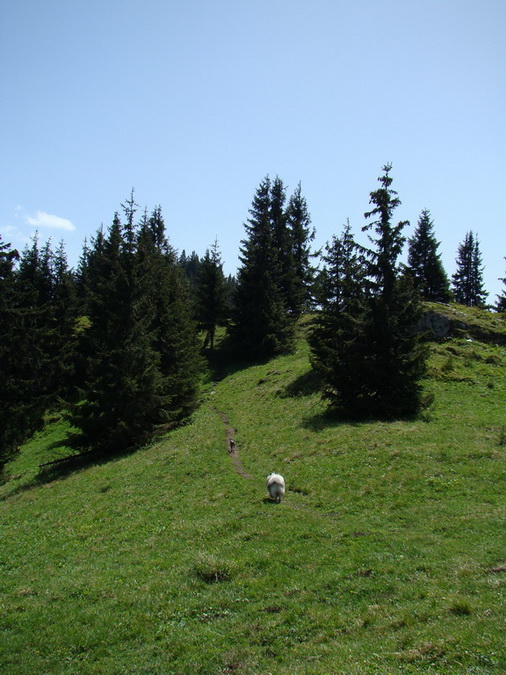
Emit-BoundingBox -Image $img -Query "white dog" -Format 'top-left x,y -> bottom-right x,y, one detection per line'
266,473 -> 285,503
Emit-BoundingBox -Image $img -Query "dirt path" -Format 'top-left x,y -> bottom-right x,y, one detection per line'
213,408 -> 253,480
212,407 -> 340,519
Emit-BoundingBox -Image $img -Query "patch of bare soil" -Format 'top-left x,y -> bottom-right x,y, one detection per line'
213,408 -> 253,480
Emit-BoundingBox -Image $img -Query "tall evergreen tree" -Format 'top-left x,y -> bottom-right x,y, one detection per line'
407,209 -> 451,302
14,236 -> 58,412
0,236 -> 22,468
70,213 -> 148,453
196,240 -> 228,351
178,250 -> 201,292
0,235 -> 67,467
285,182 -> 316,315
70,203 -> 202,455
310,165 -> 427,419
452,231 -> 487,306
49,240 -> 78,401
359,164 -> 427,418
140,206 -> 202,424
309,222 -> 369,410
269,176 -> 294,311
230,176 -> 293,359
496,258 -> 506,312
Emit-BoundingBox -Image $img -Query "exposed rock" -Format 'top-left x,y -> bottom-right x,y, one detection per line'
417,307 -> 506,344
417,310 -> 454,339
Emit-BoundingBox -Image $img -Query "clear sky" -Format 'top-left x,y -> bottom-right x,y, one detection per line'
1,0 -> 505,301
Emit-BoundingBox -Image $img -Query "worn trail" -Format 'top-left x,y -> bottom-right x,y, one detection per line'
212,407 -> 339,519
212,407 -> 253,480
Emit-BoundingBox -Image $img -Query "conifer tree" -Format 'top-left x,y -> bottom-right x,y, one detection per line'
309,222 -> 369,410
178,250 -> 201,292
0,236 -> 22,468
196,240 -> 228,351
139,206 -> 202,424
230,176 -> 293,359
311,165 -> 427,419
452,231 -> 487,306
407,209 -> 452,302
285,183 -> 315,315
269,176 -> 294,311
496,258 -> 506,312
0,235 -> 67,466
71,203 -> 202,455
359,164 -> 427,418
49,240 -> 78,401
70,212 -> 149,453
14,236 -> 57,412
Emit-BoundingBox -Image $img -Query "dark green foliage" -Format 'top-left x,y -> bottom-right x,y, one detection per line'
0,235 -> 79,468
70,204 -> 202,456
310,165 -> 427,419
407,209 -> 452,302
141,207 -> 202,423
285,182 -> 316,315
50,240 -> 79,400
269,177 -> 315,317
452,231 -> 487,307
14,237 -> 70,411
230,176 -> 314,359
0,236 -> 22,468
230,176 -> 294,359
358,269 -> 428,419
309,222 -> 370,413
178,250 -> 201,292
496,258 -> 506,312
360,165 -> 427,418
196,240 -> 229,351
269,176 -> 293,312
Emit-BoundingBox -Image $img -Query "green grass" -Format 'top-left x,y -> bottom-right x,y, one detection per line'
1,314 -> 506,673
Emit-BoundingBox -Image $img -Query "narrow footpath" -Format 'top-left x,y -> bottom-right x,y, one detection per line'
212,407 -> 253,480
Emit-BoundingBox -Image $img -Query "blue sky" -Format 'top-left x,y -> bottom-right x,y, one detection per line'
1,0 -> 505,301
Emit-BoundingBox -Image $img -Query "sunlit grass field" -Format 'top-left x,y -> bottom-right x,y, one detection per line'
1,311 -> 505,673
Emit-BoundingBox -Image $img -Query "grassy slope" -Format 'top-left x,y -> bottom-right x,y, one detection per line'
1,308 -> 505,674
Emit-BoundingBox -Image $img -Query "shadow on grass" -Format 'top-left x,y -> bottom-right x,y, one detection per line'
204,333 -> 287,384
278,368 -> 322,398
302,405 -> 423,432
262,497 -> 283,506
1,435 -> 159,501
302,408 -> 350,432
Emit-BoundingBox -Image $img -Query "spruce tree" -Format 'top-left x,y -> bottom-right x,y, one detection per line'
70,213 -> 148,453
14,236 -> 57,417
49,240 -> 78,401
407,209 -> 451,302
70,210 -> 165,454
196,239 -> 228,351
71,203 -> 202,455
230,176 -> 293,359
360,164 -> 427,418
0,236 -> 22,468
139,206 -> 202,424
0,235 -> 72,467
269,176 -> 294,311
309,222 -> 369,411
311,165 -> 427,419
285,183 -> 316,315
496,258 -> 506,312
452,231 -> 487,306
178,250 -> 201,292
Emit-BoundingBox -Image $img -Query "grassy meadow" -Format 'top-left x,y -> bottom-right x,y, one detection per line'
1,309 -> 506,674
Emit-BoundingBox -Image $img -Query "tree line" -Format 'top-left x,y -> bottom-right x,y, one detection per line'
1,168 -> 505,469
